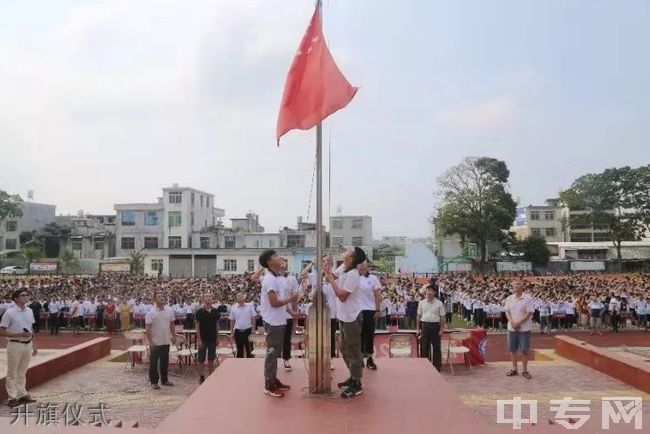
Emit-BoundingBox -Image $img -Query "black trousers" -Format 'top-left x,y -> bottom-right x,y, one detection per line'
33,313 -> 41,333
420,322 -> 442,371
184,313 -> 195,330
282,318 -> 293,361
331,318 -> 338,358
96,307 -> 104,329
234,328 -> 253,358
611,311 -> 620,332
149,344 -> 170,385
49,313 -> 60,334
361,310 -> 376,357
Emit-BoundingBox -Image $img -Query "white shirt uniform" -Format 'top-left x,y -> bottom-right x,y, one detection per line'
417,299 -> 445,323
260,273 -> 288,326
145,306 -> 174,346
309,271 -> 337,319
230,303 -> 256,331
359,274 -> 381,311
335,265 -> 362,323
0,304 -> 35,338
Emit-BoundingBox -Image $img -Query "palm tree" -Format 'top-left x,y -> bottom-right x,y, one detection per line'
59,250 -> 80,275
129,250 -> 146,275
19,245 -> 44,271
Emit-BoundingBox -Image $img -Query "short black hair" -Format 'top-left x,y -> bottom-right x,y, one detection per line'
11,289 -> 26,301
259,249 -> 277,269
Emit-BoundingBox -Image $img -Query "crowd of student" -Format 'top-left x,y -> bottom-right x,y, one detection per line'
1,272 -> 648,336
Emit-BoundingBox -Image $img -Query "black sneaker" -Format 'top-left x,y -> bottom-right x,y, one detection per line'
337,377 -> 354,389
274,379 -> 291,391
199,376 -> 205,385
366,357 -> 377,370
341,380 -> 363,399
161,381 -> 174,387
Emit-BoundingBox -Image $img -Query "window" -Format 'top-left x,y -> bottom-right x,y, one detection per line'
200,195 -> 204,207
188,236 -> 192,248
71,240 -> 82,251
332,236 -> 344,246
530,212 -> 540,221
224,259 -> 237,271
247,260 -> 255,272
121,237 -> 135,250
544,212 -> 555,220
168,211 -> 181,228
145,212 -> 159,226
352,236 -> 363,246
352,219 -> 363,229
593,223 -> 609,231
191,212 -> 195,227
5,239 -> 17,250
332,219 -> 343,229
94,240 -> 104,250
571,234 -> 592,242
121,211 -> 136,226
191,192 -> 195,206
545,228 -> 556,237
168,236 -> 182,249
287,234 -> 306,248
5,221 -> 17,232
169,191 -> 182,204
594,234 -> 612,242
531,228 -> 541,236
151,259 -> 163,272
225,236 -> 235,248
200,237 -> 210,249
572,223 -> 591,230
206,197 -> 210,207
144,237 -> 159,249
269,239 -> 275,248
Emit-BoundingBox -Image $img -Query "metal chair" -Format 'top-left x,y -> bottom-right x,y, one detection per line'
216,334 -> 236,358
388,333 -> 415,358
444,331 -> 472,375
124,330 -> 148,369
172,333 -> 198,371
249,333 -> 267,358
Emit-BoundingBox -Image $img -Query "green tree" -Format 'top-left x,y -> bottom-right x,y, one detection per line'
372,243 -> 404,273
630,165 -> 650,235
518,234 -> 551,266
129,250 -> 146,275
58,250 -> 80,275
19,245 -> 44,269
560,166 -> 645,261
0,190 -> 23,221
435,157 -> 517,264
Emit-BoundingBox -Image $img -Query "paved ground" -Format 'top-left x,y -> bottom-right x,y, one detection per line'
0,352 -> 200,428
444,350 -> 650,428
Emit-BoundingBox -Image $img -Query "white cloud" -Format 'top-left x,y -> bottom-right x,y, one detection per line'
433,98 -> 517,129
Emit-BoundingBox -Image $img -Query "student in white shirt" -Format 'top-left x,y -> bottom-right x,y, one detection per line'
145,291 -> 177,390
589,296 -> 605,336
70,295 -> 84,335
259,250 -> 300,398
229,293 -> 257,358
609,294 -> 621,333
325,247 -> 367,399
0,289 -> 38,407
359,270 -> 382,370
279,259 -> 300,372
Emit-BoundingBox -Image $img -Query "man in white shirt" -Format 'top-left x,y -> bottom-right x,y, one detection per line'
47,298 -> 61,335
504,281 -> 535,380
359,270 -> 382,370
70,295 -> 84,335
229,293 -> 256,358
279,259 -> 300,372
609,294 -> 621,333
259,250 -> 300,398
325,247 -> 367,399
145,291 -> 177,390
0,289 -> 38,407
416,286 -> 446,371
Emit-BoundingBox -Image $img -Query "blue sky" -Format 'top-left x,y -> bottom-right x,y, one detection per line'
0,0 -> 648,237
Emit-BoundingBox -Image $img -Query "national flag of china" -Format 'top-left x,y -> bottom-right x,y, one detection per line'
276,6 -> 358,145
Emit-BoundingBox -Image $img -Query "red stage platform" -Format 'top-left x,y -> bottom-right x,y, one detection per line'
159,357 -> 499,434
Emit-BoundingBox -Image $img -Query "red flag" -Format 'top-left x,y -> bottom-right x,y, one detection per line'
276,6 -> 357,145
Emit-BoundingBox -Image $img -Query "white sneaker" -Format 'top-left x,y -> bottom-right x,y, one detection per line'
284,361 -> 292,371
330,363 -> 335,370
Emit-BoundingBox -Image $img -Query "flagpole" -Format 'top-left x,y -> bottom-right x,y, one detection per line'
308,0 -> 331,394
